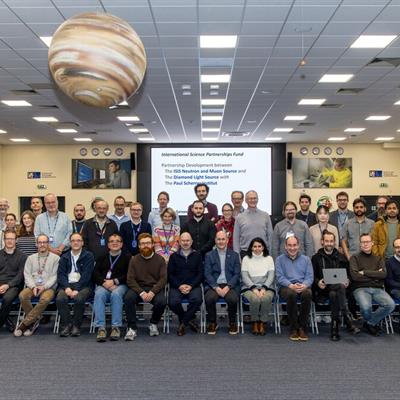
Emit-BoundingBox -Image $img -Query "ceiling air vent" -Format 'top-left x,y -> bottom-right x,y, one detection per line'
221,131 -> 250,137
367,58 -> 400,67
298,122 -> 315,126
320,103 -> 343,109
38,104 -> 59,109
81,131 -> 98,135
50,122 -> 80,128
337,88 -> 364,94
10,89 -> 38,95
289,130 -> 306,134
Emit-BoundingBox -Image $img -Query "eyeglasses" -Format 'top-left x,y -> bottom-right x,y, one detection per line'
337,198 -> 348,202
71,239 -> 83,243
140,242 -> 153,246
37,241 -> 49,245
360,240 -> 372,244
131,208 -> 142,212
109,240 -> 122,244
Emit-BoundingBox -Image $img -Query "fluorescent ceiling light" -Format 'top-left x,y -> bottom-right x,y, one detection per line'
182,91 -> 192,96
202,128 -> 220,132
201,99 -> 226,106
394,100 -> 400,105
397,129 -> 400,132
201,75 -> 230,83
375,137 -> 394,141
10,138 -> 30,142
73,138 -> 92,142
344,128 -> 365,132
202,137 -> 219,141
366,115 -> 391,121
40,36 -> 52,47
298,98 -> 326,105
328,137 -> 346,141
209,91 -> 219,96
264,137 -> 282,141
129,128 -> 149,133
319,74 -> 354,83
210,84 -> 220,89
273,128 -> 293,132
138,137 -> 155,141
200,35 -> 237,48
202,116 -> 223,121
33,117 -> 58,122
57,129 -> 77,133
284,115 -> 307,121
350,35 -> 397,49
117,116 -> 140,122
202,108 -> 223,114
0,129 -> 7,134
2,100 -> 32,107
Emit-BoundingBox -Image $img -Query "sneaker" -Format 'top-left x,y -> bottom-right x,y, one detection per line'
229,323 -> 238,335
207,322 -> 218,335
124,328 -> 137,341
71,326 -> 81,337
24,320 -> 40,337
96,327 -> 107,342
59,325 -> 72,337
298,328 -> 309,341
149,323 -> 159,337
14,323 -> 27,337
109,327 -> 121,341
289,330 -> 299,341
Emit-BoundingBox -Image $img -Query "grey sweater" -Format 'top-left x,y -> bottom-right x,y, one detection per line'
241,254 -> 275,291
24,252 -> 60,290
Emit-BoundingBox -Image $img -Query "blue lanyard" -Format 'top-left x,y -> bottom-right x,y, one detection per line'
71,254 -> 79,272
108,254 -> 121,275
131,221 -> 142,241
46,212 -> 59,235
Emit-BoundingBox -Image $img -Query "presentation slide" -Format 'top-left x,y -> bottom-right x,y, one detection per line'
151,147 -> 272,215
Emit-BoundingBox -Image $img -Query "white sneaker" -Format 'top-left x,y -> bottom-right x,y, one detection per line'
24,320 -> 40,337
124,328 -> 137,341
149,323 -> 159,337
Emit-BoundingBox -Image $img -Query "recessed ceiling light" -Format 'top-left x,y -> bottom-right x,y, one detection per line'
375,137 -> 394,141
344,128 -> 365,132
129,128 -> 149,133
108,100 -> 129,109
40,36 -> 52,47
284,115 -> 307,121
0,129 -> 7,134
138,137 -> 155,141
209,91 -> 219,96
202,138 -> 219,141
366,115 -> 391,121
73,138 -> 92,142
350,35 -> 397,49
397,129 -> 400,132
33,117 -> 59,122
273,128 -> 293,132
202,108 -> 223,114
2,100 -> 32,107
394,100 -> 400,105
202,128 -> 220,132
201,99 -> 226,106
210,84 -> 220,89
202,116 -> 223,121
200,35 -> 237,48
298,98 -> 326,105
182,91 -> 192,95
264,137 -> 282,141
117,116 -> 140,122
10,138 -> 30,142
328,137 -> 346,141
181,84 -> 191,90
319,74 -> 354,83
201,74 -> 230,83
57,128 -> 77,133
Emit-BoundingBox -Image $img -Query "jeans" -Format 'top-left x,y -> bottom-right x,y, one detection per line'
390,288 -> 400,300
205,288 -> 239,324
168,287 -> 202,325
353,287 -> 395,326
0,287 -> 20,328
242,289 -> 274,322
280,287 -> 312,331
93,285 -> 128,328
19,287 -> 55,327
315,284 -> 348,320
56,287 -> 93,328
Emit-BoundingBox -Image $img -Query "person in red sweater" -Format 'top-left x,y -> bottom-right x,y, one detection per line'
215,203 -> 235,249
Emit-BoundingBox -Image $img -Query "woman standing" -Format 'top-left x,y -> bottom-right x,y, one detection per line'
16,210 -> 37,256
309,205 -> 339,253
241,237 -> 275,335
0,213 -> 18,249
215,203 -> 235,249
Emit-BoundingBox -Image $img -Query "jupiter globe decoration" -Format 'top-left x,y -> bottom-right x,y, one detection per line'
48,13 -> 147,108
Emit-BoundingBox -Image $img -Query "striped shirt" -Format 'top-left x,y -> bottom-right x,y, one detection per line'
153,224 -> 180,259
16,235 -> 37,256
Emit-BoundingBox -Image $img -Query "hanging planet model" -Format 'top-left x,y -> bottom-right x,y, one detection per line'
48,12 -> 147,108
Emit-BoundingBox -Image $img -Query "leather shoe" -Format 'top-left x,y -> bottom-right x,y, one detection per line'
177,323 -> 185,336
71,326 -> 81,337
289,330 -> 299,341
229,323 -> 238,335
251,321 -> 259,335
364,322 -> 379,336
298,328 -> 309,341
258,321 -> 266,336
207,322 -> 218,335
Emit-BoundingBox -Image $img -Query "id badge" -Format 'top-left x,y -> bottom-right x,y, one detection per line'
100,237 -> 106,247
36,277 -> 44,285
49,235 -> 54,244
68,272 -> 81,284
131,240 -> 137,248
106,271 -> 112,279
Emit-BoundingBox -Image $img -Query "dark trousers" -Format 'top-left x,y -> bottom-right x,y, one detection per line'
205,287 -> 239,324
280,287 -> 312,331
168,287 -> 202,325
315,284 -> 348,320
56,287 -> 93,328
0,287 -> 20,328
124,288 -> 166,329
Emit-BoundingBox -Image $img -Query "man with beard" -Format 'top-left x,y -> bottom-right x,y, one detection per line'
124,233 -> 167,340
148,191 -> 180,232
368,196 -> 389,222
72,204 -> 86,234
329,192 -> 355,245
272,201 -> 313,259
187,183 -> 218,222
342,198 -> 374,261
312,231 -> 360,341
296,194 -> 317,227
182,200 -> 216,258
386,238 -> 400,300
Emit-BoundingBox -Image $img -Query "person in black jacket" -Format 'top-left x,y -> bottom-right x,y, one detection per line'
312,230 -> 359,341
386,238 -> 400,300
168,232 -> 203,336
92,234 -> 130,342
181,200 -> 216,258
56,232 -> 95,337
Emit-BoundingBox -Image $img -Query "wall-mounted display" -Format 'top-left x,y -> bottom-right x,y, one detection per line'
292,157 -> 352,188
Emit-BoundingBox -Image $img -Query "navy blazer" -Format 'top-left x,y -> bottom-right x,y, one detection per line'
204,248 -> 241,293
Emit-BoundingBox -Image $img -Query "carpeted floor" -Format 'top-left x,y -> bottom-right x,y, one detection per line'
1,321 -> 399,400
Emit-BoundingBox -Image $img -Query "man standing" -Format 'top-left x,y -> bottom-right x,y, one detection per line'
56,232 -> 95,337
296,194 -> 317,227
0,198 -> 10,231
72,204 -> 86,234
30,197 -> 43,218
187,183 -> 218,222
81,200 -> 118,261
108,196 -> 130,229
312,231 -> 359,341
148,191 -> 180,232
107,160 -> 130,189
14,234 -> 59,337
350,234 -> 395,335
329,191 -> 355,244
368,196 -> 389,222
0,230 -> 27,330
233,190 -> 273,258
124,233 -> 167,340
272,201 -> 313,259
342,198 -> 374,261
231,191 -> 245,217
276,236 -> 313,341
168,232 -> 203,336
372,200 -> 400,259
34,193 -> 72,256
204,231 -> 241,335
386,238 -> 400,300
182,200 -> 216,258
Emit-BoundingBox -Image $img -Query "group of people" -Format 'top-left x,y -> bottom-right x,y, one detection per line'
0,187 -> 399,342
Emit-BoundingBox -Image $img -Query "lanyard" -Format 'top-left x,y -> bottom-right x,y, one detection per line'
95,221 -> 107,238
162,224 -> 174,253
107,254 -> 121,276
72,220 -> 83,234
338,212 -> 348,230
37,254 -> 49,275
46,212 -> 59,235
71,254 -> 79,272
131,221 -> 142,241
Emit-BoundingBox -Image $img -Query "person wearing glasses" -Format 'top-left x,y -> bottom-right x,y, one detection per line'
215,203 -> 235,249
386,238 -> 400,301
231,191 -> 245,217
329,192 -> 354,246
56,232 -> 95,337
350,234 -> 395,336
14,234 -> 59,337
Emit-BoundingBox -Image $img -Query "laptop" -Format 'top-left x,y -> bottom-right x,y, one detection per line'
323,268 -> 348,285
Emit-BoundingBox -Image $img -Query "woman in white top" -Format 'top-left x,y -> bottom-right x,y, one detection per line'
309,205 -> 339,253
241,237 -> 275,336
